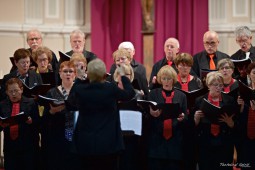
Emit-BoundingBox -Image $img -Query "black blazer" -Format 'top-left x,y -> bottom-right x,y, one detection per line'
192,50 -> 230,78
0,96 -> 40,153
10,48 -> 59,73
0,70 -> 42,101
67,76 -> 135,155
149,57 -> 197,89
193,93 -> 238,146
231,45 -> 255,80
147,88 -> 187,160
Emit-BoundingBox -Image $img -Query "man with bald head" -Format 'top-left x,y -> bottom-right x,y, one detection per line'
149,37 -> 181,89
192,31 -> 229,78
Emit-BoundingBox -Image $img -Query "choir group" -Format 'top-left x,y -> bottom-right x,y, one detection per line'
0,25 -> 255,170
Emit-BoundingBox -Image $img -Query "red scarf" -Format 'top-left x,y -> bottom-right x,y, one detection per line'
167,60 -> 173,66
178,74 -> 190,92
208,94 -> 221,137
223,78 -> 234,93
247,108 -> 255,140
162,90 -> 175,140
10,103 -> 20,140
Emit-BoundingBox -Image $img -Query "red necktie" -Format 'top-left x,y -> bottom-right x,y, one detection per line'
162,90 -> 175,140
247,108 -> 255,140
10,103 -> 20,140
209,54 -> 216,70
167,61 -> 172,66
177,74 -> 190,92
208,94 -> 220,137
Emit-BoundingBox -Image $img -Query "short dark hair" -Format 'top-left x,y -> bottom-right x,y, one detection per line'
5,78 -> 23,91
174,53 -> 193,67
13,48 -> 31,62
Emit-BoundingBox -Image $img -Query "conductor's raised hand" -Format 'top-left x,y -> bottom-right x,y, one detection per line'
116,64 -> 126,76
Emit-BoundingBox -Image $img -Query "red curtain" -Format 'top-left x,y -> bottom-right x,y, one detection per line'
91,0 -> 208,70
91,0 -> 143,71
154,0 -> 208,62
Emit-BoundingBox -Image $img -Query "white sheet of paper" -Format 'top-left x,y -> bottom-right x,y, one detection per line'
119,110 -> 142,136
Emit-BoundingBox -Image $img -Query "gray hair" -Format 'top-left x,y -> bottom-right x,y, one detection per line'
70,29 -> 85,39
234,26 -> 252,38
87,59 -> 106,82
26,28 -> 42,41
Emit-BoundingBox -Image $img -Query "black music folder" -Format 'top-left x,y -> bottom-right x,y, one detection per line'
174,87 -> 208,109
9,57 -> 15,66
132,79 -> 141,90
118,99 -> 138,111
40,72 -> 57,86
137,100 -> 180,119
200,69 -> 217,84
238,80 -> 255,102
37,95 -> 65,107
231,58 -> 251,69
0,112 -> 28,126
200,98 -> 237,124
59,51 -> 71,62
22,83 -> 52,98
221,86 -> 239,100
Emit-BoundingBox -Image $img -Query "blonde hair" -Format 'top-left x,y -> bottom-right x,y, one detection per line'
87,59 -> 106,82
113,49 -> 132,62
157,65 -> 177,84
70,53 -> 87,66
206,71 -> 224,86
113,64 -> 134,82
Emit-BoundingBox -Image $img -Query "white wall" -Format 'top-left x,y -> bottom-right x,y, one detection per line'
0,0 -> 91,78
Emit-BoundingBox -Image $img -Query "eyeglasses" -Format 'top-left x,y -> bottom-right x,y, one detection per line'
236,37 -> 251,44
211,83 -> 224,88
7,89 -> 20,94
219,66 -> 232,70
119,57 -> 127,61
28,37 -> 41,41
178,64 -> 191,68
62,70 -> 74,74
161,77 -> 172,81
204,41 -> 217,47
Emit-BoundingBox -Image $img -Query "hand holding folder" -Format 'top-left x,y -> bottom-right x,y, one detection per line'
137,100 -> 180,119
199,98 -> 237,124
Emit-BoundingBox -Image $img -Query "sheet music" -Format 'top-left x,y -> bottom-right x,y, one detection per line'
119,110 -> 142,136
